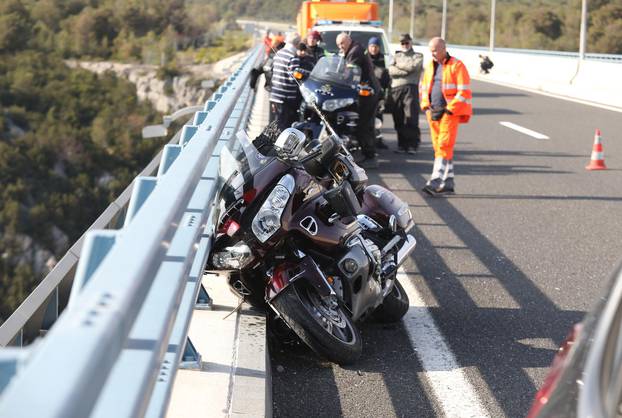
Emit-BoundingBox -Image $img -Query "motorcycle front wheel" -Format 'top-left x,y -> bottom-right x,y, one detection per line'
373,279 -> 410,323
271,281 -> 362,365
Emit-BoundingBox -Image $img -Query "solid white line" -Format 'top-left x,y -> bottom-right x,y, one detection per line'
499,121 -> 550,139
398,269 -> 491,418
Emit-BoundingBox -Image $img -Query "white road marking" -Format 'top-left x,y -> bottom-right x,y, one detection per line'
398,268 -> 491,418
499,121 -> 549,139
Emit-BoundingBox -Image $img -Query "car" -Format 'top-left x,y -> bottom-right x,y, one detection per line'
527,262 -> 622,418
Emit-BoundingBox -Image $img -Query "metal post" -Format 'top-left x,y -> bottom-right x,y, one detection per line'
410,0 -> 416,39
388,0 -> 394,42
579,0 -> 587,60
489,0 -> 496,53
441,0 -> 447,39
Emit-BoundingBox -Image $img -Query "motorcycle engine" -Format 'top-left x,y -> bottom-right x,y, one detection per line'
347,234 -> 382,280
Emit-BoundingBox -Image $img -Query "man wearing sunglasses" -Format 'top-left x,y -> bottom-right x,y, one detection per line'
388,33 -> 424,155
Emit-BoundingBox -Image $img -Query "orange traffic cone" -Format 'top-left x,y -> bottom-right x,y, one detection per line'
586,129 -> 607,170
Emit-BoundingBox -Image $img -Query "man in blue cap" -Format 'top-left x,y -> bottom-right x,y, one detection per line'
367,37 -> 391,149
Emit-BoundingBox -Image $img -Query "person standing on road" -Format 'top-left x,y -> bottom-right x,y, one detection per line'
337,32 -> 381,169
389,33 -> 424,154
304,30 -> 325,63
269,32 -> 301,132
420,37 -> 472,196
367,36 -> 391,150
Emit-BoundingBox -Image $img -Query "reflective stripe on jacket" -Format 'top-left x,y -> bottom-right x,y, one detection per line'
420,55 -> 472,123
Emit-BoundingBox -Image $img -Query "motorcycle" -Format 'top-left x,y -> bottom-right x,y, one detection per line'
295,55 -> 374,149
206,122 -> 416,364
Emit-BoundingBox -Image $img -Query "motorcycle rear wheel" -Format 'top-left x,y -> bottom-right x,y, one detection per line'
373,279 -> 410,323
271,282 -> 362,365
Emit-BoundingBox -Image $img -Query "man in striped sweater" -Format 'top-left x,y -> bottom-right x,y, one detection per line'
269,32 -> 301,132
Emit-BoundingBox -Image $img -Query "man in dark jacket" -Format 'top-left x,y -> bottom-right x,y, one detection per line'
337,32 -> 381,169
389,33 -> 423,154
305,30 -> 325,63
367,36 -> 391,150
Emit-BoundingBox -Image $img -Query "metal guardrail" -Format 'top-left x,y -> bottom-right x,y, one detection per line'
0,45 -> 262,418
447,43 -> 622,62
0,131 -> 184,348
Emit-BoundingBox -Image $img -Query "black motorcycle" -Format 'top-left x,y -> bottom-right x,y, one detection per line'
207,123 -> 416,364
295,55 -> 374,149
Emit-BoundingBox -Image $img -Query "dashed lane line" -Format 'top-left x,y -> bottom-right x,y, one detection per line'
398,268 -> 491,418
499,121 -> 550,139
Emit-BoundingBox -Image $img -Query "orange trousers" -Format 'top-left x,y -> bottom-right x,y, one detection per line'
426,112 -> 460,160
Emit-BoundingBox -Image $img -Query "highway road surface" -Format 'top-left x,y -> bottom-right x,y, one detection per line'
269,79 -> 622,418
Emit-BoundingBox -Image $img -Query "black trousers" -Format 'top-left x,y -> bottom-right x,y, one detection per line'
391,84 -> 421,150
358,94 -> 380,158
269,100 -> 299,132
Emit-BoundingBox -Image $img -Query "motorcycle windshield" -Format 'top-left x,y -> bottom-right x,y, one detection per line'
309,56 -> 361,88
218,130 -> 275,200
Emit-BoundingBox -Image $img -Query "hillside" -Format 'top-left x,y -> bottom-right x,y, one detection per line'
0,0 -> 247,323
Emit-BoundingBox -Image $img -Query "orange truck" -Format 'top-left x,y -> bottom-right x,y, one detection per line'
297,0 -> 380,37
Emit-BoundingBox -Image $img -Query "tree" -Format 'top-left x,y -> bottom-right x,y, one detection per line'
0,0 -> 32,53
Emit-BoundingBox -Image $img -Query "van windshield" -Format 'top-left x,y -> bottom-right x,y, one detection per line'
319,30 -> 389,55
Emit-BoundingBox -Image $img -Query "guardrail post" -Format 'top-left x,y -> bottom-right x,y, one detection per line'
180,125 -> 198,147
67,230 -> 118,310
0,349 -> 27,394
195,284 -> 213,310
178,338 -> 201,370
204,100 -> 217,112
193,111 -> 209,126
124,176 -> 158,227
40,287 -> 59,335
157,145 -> 182,178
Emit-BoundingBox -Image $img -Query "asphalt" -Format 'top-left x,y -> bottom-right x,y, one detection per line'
270,80 -> 622,418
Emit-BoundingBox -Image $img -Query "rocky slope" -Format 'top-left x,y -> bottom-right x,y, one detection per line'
66,52 -> 247,114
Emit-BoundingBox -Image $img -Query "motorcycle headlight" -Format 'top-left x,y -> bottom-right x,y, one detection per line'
251,175 -> 295,243
212,241 -> 253,269
322,98 -> 354,112
301,85 -> 317,104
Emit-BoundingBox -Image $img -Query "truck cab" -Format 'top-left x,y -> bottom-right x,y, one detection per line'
313,21 -> 392,63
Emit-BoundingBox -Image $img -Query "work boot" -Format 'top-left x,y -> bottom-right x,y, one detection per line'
358,157 -> 379,169
422,178 -> 442,196
436,178 -> 455,194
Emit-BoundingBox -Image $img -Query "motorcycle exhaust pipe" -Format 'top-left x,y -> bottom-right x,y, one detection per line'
396,234 -> 417,266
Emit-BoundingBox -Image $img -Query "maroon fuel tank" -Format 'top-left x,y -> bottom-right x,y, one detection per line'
279,169 -> 360,250
361,185 -> 413,230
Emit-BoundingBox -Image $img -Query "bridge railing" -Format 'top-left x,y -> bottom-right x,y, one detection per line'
0,45 -> 262,418
0,130 -> 184,348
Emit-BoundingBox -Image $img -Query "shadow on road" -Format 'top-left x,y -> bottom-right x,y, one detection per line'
366,156 -> 586,417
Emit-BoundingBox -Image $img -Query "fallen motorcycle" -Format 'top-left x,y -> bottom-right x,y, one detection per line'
206,123 -> 416,364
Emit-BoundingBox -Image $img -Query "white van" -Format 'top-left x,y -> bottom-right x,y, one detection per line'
312,21 -> 393,63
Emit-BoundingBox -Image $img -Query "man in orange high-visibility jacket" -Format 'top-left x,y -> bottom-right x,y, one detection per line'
420,37 -> 472,195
